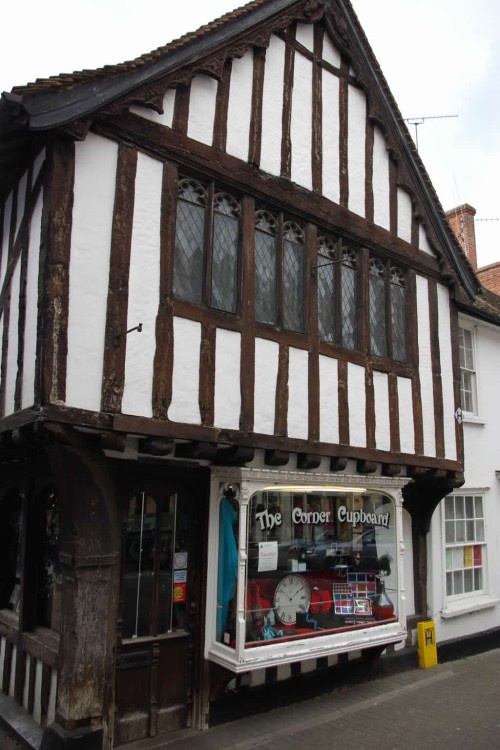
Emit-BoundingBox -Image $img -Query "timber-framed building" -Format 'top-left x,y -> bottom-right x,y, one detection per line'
0,1 -> 480,748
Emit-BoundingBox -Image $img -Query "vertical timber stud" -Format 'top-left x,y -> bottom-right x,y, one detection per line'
240,195 -> 256,432
38,139 -> 74,405
41,446 -> 120,750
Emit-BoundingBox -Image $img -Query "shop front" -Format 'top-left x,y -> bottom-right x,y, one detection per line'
206,469 -> 408,676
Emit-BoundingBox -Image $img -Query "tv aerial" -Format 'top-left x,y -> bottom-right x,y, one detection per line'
404,114 -> 458,150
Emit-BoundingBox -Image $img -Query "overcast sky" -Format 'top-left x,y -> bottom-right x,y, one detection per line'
3,0 -> 499,267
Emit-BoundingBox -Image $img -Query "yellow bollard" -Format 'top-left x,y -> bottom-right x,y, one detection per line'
417,620 -> 438,668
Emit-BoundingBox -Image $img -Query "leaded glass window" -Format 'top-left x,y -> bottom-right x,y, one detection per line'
283,222 -> 305,332
174,178 -> 207,304
173,178 -> 240,313
212,193 -> 240,312
390,266 -> 407,362
255,210 -> 278,325
341,248 -> 358,349
317,236 -> 336,342
369,258 -> 387,357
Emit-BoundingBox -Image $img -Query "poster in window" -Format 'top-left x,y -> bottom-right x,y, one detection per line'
258,541 -> 278,572
463,546 -> 473,568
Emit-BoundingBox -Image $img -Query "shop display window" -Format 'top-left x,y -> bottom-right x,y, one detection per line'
215,485 -> 398,653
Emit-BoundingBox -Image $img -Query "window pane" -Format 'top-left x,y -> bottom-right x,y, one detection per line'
463,568 -> 473,593
475,496 -> 483,517
391,285 -> 406,361
465,496 -> 474,518
341,259 -> 357,349
446,571 -> 453,596
369,263 -> 386,357
283,222 -> 305,332
474,568 -> 483,590
455,496 -> 464,519
174,180 -> 206,304
212,205 -> 239,313
445,520 -> 455,544
122,494 -> 157,638
444,496 -> 454,520
455,520 -> 465,543
317,236 -> 336,342
453,570 -> 463,595
255,211 -> 278,324
475,519 -> 484,542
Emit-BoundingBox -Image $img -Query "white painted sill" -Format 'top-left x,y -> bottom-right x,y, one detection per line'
441,594 -> 499,619
462,414 -> 486,426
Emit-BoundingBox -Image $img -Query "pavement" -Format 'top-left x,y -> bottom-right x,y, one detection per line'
127,647 -> 500,750
2,646 -> 500,749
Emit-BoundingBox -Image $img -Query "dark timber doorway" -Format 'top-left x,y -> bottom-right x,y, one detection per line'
114,466 -> 209,745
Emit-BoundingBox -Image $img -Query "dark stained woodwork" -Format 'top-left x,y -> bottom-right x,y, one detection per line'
311,23 -> 323,193
249,47 -> 266,166
357,246 -> 369,353
239,196 -> 256,432
213,59 -> 232,152
139,438 -> 174,456
175,441 -> 218,461
389,154 -> 398,237
364,118 -> 374,223
365,364 -> 375,450
306,224 -> 319,442
448,299 -> 464,465
338,57 -> 349,208
38,139 -> 74,405
330,455 -> 348,471
91,115 -> 445,284
101,144 -> 137,414
100,431 -> 127,452
0,290 -> 10,418
281,35 -> 294,179
338,358 -> 349,444
199,323 -> 216,426
357,459 -> 377,474
152,162 -> 177,420
388,371 -> 401,453
13,167 -> 31,412
297,453 -> 321,469
265,449 -> 290,466
382,463 -> 401,477
274,343 -> 289,436
428,280 -> 445,457
172,85 -> 190,136
215,445 -> 255,466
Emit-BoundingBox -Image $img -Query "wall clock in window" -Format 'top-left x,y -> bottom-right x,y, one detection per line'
273,574 -> 311,625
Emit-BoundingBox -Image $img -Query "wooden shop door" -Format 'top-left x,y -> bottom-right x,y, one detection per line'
114,482 -> 204,745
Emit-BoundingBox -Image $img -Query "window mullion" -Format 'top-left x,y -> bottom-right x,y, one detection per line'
204,183 -> 215,307
277,214 -> 285,327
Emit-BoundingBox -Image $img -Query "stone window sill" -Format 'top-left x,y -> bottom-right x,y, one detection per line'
441,594 -> 498,619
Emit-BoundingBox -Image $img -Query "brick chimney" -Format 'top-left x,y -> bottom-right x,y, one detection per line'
446,203 -> 477,270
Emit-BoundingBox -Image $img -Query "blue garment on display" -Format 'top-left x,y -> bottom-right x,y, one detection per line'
216,496 -> 238,641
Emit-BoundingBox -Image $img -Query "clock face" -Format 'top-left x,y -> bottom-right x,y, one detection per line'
274,575 -> 311,625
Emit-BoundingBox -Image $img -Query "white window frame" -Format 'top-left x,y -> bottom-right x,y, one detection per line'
441,489 -> 488,618
458,320 -> 479,418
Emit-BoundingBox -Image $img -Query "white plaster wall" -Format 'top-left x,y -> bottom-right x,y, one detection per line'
290,51 -> 313,191
373,370 -> 391,451
66,135 -> 118,411
168,317 -> 202,424
187,75 -> 218,146
5,259 -> 21,414
428,315 -> 500,643
214,329 -> 241,430
295,22 -> 314,52
122,152 -> 163,417
397,188 -> 412,244
253,337 -> 279,435
437,284 -> 457,461
397,375 -> 415,455
347,362 -> 366,446
129,89 -> 175,127
402,508 -> 415,616
322,33 -> 341,68
0,191 -> 12,291
21,190 -> 43,409
319,354 -> 339,444
226,51 -> 254,161
322,70 -> 340,204
260,34 -> 286,177
416,275 -> 436,457
372,126 -> 390,231
287,347 -> 309,440
419,223 -> 434,255
347,85 -> 366,217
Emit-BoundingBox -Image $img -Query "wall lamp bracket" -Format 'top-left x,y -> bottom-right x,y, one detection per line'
113,323 -> 143,348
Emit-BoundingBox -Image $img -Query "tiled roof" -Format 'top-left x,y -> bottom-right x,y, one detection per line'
10,0 -> 267,95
